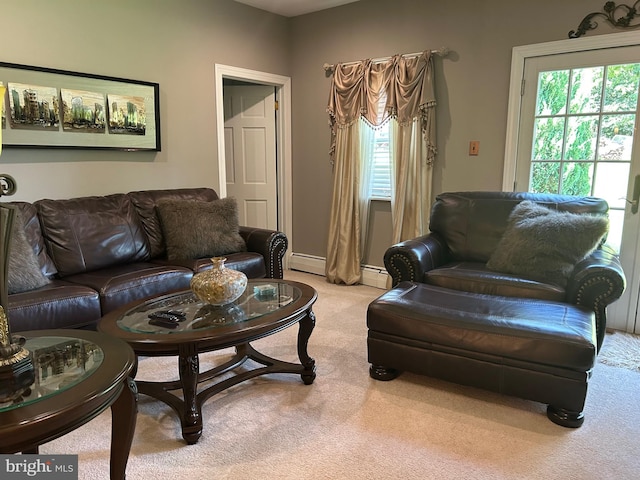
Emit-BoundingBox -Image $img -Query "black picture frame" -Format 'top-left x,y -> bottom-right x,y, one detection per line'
0,62 -> 160,151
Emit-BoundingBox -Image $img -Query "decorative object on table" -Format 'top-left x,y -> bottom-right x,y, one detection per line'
0,170 -> 36,405
190,257 -> 248,306
253,283 -> 278,301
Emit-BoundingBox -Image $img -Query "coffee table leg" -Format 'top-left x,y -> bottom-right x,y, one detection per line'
178,343 -> 202,444
110,377 -> 137,480
298,310 -> 316,385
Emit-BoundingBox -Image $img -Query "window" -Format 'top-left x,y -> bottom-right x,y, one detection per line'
368,122 -> 392,198
529,62 -> 640,253
365,96 -> 392,199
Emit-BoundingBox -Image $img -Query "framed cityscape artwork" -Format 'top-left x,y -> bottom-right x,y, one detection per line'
0,62 -> 160,151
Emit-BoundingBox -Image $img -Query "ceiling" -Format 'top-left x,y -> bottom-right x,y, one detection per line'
233,0 -> 360,17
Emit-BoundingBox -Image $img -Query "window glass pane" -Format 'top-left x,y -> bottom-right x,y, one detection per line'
564,115 -> 598,160
593,161 -> 630,209
369,121 -> 392,198
604,208 -> 624,254
598,114 -> 635,160
532,117 -> 565,160
604,63 -> 640,112
536,70 -> 569,115
530,162 -> 560,193
560,162 -> 593,196
569,67 -> 603,114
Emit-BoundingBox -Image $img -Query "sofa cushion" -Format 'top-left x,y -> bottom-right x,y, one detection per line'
156,197 -> 246,261
128,188 -> 219,258
35,194 -> 150,277
152,251 -> 267,277
424,261 -> 566,302
63,262 -> 193,315
8,280 -> 101,332
486,201 -> 608,288
7,210 -> 51,294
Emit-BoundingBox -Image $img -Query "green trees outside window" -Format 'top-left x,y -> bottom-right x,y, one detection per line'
531,63 -> 640,196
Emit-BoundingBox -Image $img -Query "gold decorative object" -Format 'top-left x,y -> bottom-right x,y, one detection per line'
190,257 -> 248,306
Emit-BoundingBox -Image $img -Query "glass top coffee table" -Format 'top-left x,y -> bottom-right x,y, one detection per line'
98,279 -> 317,444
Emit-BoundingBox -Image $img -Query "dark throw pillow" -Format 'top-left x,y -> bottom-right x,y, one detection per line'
486,201 -> 609,288
157,197 -> 246,260
8,212 -> 51,294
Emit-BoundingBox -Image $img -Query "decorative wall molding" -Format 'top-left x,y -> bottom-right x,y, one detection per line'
570,1 -> 640,38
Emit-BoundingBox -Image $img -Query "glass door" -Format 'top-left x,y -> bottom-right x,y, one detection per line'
515,46 -> 640,333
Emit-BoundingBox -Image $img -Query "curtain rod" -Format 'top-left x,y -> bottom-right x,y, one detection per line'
323,47 -> 450,72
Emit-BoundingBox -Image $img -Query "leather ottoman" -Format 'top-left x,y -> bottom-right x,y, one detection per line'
367,282 -> 597,427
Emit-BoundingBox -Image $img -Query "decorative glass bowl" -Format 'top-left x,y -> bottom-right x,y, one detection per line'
190,257 -> 248,306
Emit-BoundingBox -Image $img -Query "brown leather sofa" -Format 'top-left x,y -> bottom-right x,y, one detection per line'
367,191 -> 626,427
7,187 -> 287,332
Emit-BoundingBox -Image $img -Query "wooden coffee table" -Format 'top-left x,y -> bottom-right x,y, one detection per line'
0,329 -> 137,480
98,279 -> 317,444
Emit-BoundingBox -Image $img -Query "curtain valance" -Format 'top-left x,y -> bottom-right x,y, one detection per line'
327,51 -> 436,164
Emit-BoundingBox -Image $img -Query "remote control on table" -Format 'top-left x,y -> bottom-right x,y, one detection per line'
148,317 -> 179,329
149,311 -> 182,321
159,310 -> 186,321
148,311 -> 182,328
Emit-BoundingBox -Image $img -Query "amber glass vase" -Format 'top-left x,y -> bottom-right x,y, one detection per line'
190,257 -> 248,306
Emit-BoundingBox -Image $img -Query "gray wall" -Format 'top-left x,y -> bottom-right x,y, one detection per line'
1,0 -> 289,201
289,0 -> 621,266
0,0 -> 625,270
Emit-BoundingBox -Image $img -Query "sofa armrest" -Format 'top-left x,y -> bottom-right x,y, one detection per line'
383,232 -> 450,287
239,226 -> 288,279
565,245 -> 626,352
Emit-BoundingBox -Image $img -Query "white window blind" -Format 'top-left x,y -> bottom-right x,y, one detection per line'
366,96 -> 392,199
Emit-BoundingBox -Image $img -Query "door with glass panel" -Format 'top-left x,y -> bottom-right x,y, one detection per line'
515,46 -> 640,333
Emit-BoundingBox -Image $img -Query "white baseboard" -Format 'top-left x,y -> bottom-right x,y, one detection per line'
288,253 -> 326,276
288,252 -> 388,290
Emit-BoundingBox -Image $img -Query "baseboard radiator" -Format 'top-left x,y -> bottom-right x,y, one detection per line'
287,253 -> 389,289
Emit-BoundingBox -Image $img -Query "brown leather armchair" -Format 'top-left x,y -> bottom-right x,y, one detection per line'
383,191 -> 626,351
368,191 -> 626,426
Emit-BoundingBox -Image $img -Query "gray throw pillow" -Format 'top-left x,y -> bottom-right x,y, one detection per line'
8,212 -> 51,294
157,197 -> 246,260
486,201 -> 609,288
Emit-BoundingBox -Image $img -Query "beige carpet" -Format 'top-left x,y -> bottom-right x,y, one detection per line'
41,271 -> 640,479
598,330 -> 640,372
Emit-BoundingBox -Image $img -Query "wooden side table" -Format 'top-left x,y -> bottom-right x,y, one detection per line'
0,330 -> 137,480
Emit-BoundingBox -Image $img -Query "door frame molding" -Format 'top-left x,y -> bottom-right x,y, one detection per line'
503,31 -> 640,191
214,64 -> 292,267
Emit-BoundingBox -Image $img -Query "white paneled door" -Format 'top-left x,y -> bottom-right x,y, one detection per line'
514,46 -> 640,333
223,85 -> 278,230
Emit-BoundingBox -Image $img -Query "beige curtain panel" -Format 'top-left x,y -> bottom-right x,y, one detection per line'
325,51 -> 437,285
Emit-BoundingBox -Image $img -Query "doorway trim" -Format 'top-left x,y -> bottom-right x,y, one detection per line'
503,30 -> 640,191
214,64 -> 292,267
